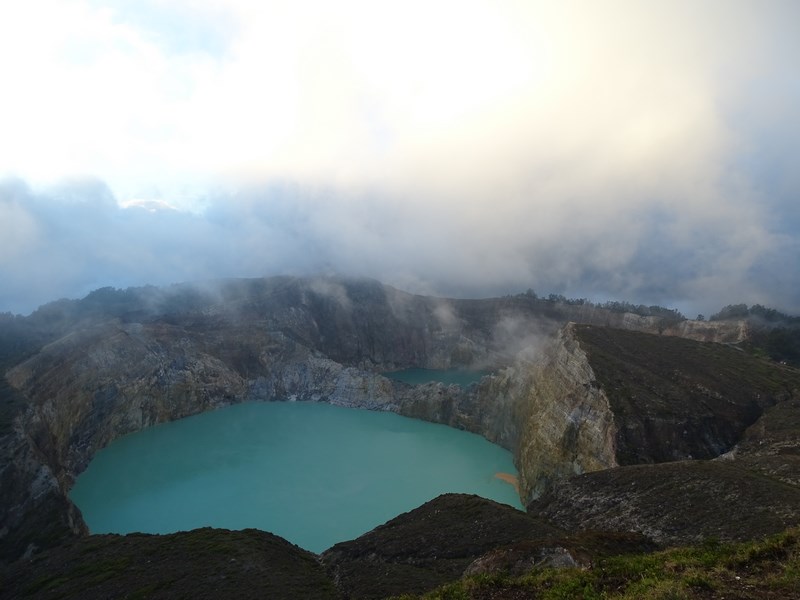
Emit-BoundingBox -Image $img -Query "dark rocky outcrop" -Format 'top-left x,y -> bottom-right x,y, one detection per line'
725,398 -> 800,486
0,495 -> 659,600
320,494 -> 563,599
462,530 -> 657,577
0,528 -> 339,600
573,324 -> 799,465
527,460 -> 800,547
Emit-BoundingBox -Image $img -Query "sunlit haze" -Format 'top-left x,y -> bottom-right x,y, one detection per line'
1,0 -> 799,315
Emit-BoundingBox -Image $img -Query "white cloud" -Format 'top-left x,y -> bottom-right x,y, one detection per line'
0,1 -> 799,315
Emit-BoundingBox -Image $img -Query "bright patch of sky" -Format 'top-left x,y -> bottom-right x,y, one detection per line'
1,0 -> 799,316
90,0 -> 237,57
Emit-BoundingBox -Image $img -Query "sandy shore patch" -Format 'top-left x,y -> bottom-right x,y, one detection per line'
494,472 -> 519,494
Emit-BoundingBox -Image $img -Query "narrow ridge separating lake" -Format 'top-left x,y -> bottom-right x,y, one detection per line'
70,402 -> 522,553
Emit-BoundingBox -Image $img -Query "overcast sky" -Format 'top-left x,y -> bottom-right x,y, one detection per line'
1,0 -> 799,316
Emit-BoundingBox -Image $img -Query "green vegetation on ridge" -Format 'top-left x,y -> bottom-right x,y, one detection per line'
404,527 -> 800,600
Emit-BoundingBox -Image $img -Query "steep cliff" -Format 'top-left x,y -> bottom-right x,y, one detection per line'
388,319 -> 793,506
510,326 -> 619,502
451,322 -> 800,504
554,303 -> 748,343
387,329 -> 619,506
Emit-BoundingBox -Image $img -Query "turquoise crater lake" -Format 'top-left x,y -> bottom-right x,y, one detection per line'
70,402 -> 522,553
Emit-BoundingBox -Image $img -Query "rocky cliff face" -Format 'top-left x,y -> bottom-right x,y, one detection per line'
387,327 -> 620,505
510,326 -> 619,502
401,324 -> 620,504
426,321 -> 800,504
554,304 -> 748,344
0,276 -> 796,563
664,318 -> 748,343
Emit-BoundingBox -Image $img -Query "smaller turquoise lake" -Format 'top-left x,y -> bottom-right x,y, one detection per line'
384,368 -> 489,387
70,402 -> 521,553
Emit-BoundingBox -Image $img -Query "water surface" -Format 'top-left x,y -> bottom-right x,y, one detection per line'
70,402 -> 521,553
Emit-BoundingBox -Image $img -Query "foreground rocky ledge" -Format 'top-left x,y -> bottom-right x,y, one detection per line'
0,527 -> 339,600
2,488 -> 799,600
0,494 -> 668,600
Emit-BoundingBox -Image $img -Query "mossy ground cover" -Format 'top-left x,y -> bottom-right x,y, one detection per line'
402,527 -> 800,600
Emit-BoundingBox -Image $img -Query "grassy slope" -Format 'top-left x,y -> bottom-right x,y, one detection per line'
404,527 -> 800,599
575,324 -> 800,414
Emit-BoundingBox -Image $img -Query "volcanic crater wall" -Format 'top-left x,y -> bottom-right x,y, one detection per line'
0,278 -> 519,560
0,277 -> 792,563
